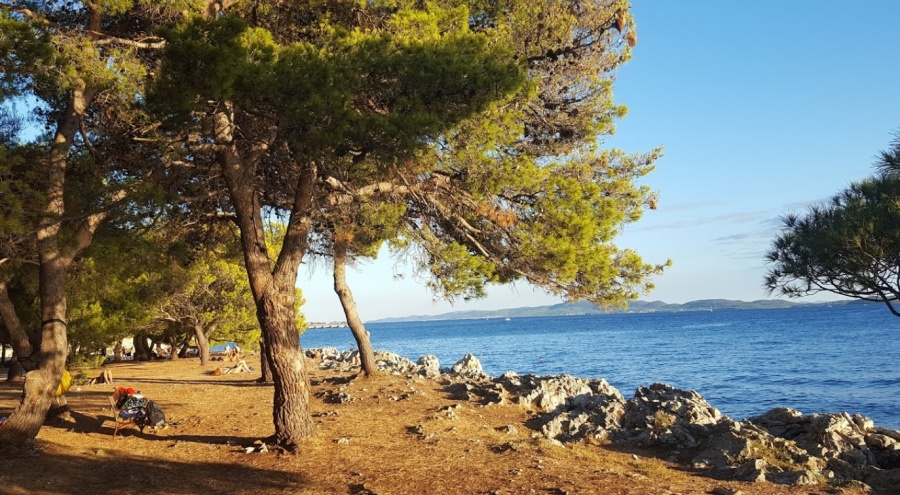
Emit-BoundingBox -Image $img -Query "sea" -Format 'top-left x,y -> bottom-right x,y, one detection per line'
299,304 -> 900,430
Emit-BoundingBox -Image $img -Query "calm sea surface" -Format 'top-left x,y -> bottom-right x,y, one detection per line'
300,304 -> 900,429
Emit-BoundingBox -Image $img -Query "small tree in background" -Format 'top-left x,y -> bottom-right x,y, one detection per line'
765,133 -> 900,316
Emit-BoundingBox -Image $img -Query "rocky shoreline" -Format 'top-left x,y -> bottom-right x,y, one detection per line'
308,347 -> 900,494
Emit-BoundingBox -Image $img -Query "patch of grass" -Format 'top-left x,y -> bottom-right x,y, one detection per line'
630,457 -> 674,480
651,410 -> 676,433
746,439 -> 801,472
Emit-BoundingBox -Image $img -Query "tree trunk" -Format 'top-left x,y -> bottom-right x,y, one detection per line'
0,280 -> 37,371
0,81 -> 94,450
166,335 -> 179,360
194,324 -> 211,366
6,357 -> 23,382
333,240 -> 377,376
215,106 -> 314,451
258,292 -> 314,451
257,334 -> 273,384
176,334 -> 191,358
133,333 -> 149,361
0,233 -> 72,448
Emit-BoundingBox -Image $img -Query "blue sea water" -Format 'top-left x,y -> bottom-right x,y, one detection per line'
300,304 -> 900,429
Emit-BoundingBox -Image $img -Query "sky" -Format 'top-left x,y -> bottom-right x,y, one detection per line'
298,1 -> 900,322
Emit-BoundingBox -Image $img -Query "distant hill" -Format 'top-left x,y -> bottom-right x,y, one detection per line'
371,298 -> 866,323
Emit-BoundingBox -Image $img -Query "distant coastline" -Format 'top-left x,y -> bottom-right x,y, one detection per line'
366,298 -> 872,324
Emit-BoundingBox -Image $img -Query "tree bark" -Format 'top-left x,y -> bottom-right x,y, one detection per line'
257,292 -> 313,451
193,324 -> 212,366
0,280 -> 37,371
166,335 -> 179,360
176,334 -> 191,358
333,240 -> 377,376
0,81 -> 90,449
133,333 -> 150,361
214,106 -> 314,451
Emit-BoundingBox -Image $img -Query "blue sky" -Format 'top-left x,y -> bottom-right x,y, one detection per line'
299,1 -> 900,322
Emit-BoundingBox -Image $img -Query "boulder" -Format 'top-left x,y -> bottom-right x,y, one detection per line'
374,350 -> 419,375
617,383 -> 724,450
733,459 -> 768,483
416,355 -> 441,378
863,465 -> 900,495
750,407 -> 900,479
450,354 -> 488,380
766,469 -> 819,486
518,374 -> 596,412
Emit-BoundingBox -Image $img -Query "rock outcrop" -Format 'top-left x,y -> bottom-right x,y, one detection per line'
306,347 -> 900,493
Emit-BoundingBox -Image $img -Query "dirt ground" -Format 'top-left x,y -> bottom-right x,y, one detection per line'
0,355 -> 868,495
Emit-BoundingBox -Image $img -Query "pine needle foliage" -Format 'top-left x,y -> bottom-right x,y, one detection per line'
765,133 -> 900,317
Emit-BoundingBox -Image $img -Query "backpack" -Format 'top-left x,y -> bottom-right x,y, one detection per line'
144,400 -> 166,427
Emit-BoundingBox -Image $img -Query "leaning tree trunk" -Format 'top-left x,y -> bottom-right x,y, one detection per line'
193,324 -> 213,366
1,283 -> 33,383
0,80 -> 97,449
333,240 -> 377,376
0,280 -> 37,372
216,106 -> 315,451
0,232 -> 72,448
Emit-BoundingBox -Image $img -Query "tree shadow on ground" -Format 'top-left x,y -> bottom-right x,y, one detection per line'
42,410 -> 269,450
115,377 -> 270,388
1,447 -> 308,495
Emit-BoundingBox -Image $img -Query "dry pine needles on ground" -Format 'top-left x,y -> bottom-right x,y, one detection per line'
0,357 -> 867,495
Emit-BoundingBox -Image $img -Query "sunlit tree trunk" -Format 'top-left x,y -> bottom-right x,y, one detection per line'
193,323 -> 214,366
332,240 -> 377,376
0,83 -> 91,449
215,107 -> 313,451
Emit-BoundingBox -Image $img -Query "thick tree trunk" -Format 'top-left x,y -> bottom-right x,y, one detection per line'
0,81 -> 93,449
333,240 -> 377,376
258,293 -> 313,451
215,106 -> 314,451
177,334 -> 192,358
0,240 -> 72,448
133,333 -> 150,361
